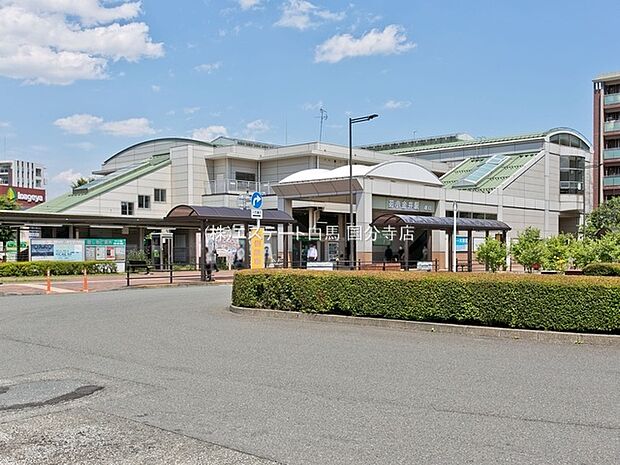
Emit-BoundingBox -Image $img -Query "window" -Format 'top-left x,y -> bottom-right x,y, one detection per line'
154,188 -> 167,202
235,172 -> 256,182
121,201 -> 134,216
138,195 -> 151,209
560,156 -> 584,194
606,84 -> 620,95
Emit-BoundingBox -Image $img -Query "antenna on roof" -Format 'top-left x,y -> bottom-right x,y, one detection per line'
318,108 -> 328,143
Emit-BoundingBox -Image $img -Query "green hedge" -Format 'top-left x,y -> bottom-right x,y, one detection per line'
0,261 -> 117,277
583,262 -> 620,277
232,270 -> 620,334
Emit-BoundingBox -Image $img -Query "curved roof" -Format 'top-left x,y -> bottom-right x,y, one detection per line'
373,214 -> 511,231
104,137 -> 215,164
364,128 -> 592,154
545,127 -> 592,149
166,205 -> 295,224
279,160 -> 442,187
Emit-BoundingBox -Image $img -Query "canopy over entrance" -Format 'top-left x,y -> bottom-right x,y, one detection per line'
373,213 -> 510,272
165,205 -> 295,281
165,205 -> 295,225
372,214 -> 510,231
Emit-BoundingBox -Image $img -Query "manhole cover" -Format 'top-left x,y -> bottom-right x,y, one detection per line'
0,380 -> 103,411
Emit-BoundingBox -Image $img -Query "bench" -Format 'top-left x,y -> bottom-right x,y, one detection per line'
127,260 -> 150,274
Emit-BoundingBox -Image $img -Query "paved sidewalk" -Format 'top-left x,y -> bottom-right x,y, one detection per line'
0,270 -> 235,296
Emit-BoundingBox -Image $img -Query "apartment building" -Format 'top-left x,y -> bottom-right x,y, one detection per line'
593,71 -> 620,206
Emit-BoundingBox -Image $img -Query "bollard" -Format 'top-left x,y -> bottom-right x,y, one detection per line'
82,268 -> 89,293
45,269 -> 51,294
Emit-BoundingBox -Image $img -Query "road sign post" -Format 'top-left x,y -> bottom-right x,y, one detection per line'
249,191 -> 264,268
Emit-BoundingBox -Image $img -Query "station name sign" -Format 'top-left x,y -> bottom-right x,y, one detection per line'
373,196 -> 436,213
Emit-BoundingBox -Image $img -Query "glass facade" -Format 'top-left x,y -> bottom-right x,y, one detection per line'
559,156 -> 585,194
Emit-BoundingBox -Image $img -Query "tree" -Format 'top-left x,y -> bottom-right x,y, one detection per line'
584,196 -> 620,238
0,193 -> 19,243
510,226 -> 544,272
541,234 -> 574,271
71,177 -> 91,189
476,237 -> 507,272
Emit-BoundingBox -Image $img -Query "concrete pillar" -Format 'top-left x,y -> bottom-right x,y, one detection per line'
355,190 -> 373,263
278,198 -> 293,265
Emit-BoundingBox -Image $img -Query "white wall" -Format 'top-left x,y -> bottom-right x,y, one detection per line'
64,164 -> 172,217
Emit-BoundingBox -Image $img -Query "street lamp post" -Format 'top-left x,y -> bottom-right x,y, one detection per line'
348,114 -> 378,270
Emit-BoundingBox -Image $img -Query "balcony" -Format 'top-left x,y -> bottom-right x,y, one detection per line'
205,179 -> 274,195
604,148 -> 620,160
603,175 -> 620,187
604,120 -> 620,133
605,93 -> 620,105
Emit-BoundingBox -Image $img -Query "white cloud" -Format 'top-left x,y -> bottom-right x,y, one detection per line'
100,118 -> 156,136
0,1 -> 164,85
52,168 -> 83,184
238,0 -> 261,10
384,99 -> 412,110
194,62 -> 222,74
244,119 -> 270,139
183,107 -> 201,115
302,100 -> 323,111
192,125 -> 229,141
314,25 -> 415,63
53,114 -> 103,134
67,141 -> 96,151
275,0 -> 345,30
151,84 -> 160,92
54,113 -> 155,136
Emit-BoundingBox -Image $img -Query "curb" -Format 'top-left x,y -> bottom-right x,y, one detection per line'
229,305 -> 620,347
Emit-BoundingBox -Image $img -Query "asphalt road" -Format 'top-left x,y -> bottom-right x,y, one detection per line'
0,286 -> 618,464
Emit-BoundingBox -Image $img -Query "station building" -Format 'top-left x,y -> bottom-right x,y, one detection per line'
12,127 -> 592,270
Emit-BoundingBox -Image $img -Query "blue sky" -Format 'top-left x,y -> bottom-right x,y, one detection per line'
0,0 -> 618,197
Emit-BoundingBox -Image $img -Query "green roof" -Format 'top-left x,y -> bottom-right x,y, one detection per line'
372,132 -> 548,155
441,152 -> 538,193
32,155 -> 171,213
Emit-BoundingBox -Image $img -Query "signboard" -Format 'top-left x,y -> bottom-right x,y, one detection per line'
30,239 -> 84,262
417,261 -> 433,271
455,235 -> 468,252
5,240 -> 28,262
84,238 -> 126,261
251,208 -> 263,219
372,196 -> 436,214
250,191 -> 263,209
0,185 -> 46,209
249,227 -> 265,269
307,261 -> 334,271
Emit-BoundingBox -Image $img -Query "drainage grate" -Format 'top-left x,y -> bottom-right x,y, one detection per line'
0,380 -> 103,411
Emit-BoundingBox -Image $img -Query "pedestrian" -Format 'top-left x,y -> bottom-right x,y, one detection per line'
397,246 -> 405,267
307,243 -> 318,262
264,246 -> 270,268
205,247 -> 214,281
384,245 -> 394,262
234,245 -> 245,269
422,245 -> 429,261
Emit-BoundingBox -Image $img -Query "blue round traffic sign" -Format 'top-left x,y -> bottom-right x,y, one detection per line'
250,191 -> 263,209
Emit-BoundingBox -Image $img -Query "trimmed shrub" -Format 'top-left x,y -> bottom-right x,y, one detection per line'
583,263 -> 620,277
0,261 -> 117,277
232,270 -> 620,334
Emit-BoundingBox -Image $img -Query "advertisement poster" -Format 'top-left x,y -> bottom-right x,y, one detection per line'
30,239 -> 84,262
5,240 -> 28,261
84,239 -> 126,271
455,235 -> 468,252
